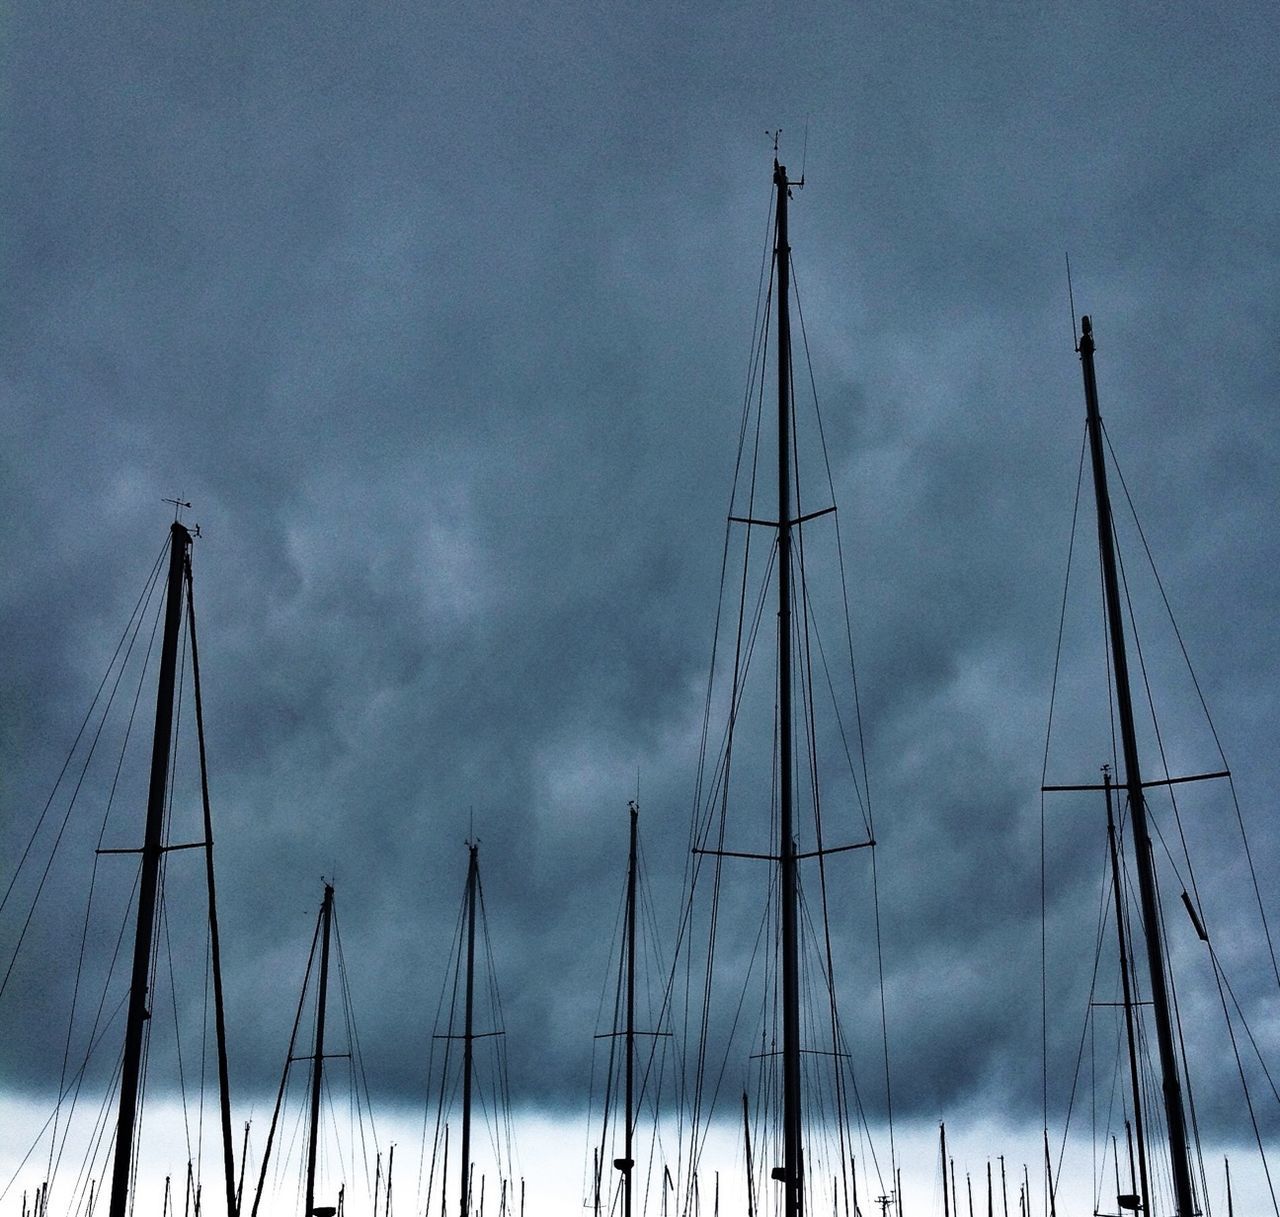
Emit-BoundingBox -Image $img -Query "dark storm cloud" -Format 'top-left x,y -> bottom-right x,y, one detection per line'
3,0 -> 1278,1170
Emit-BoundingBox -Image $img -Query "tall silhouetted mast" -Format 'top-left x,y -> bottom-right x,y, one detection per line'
1079,314 -> 1195,1216
773,155 -> 804,1217
108,522 -> 192,1217
306,883 -> 335,1217
461,844 -> 479,1217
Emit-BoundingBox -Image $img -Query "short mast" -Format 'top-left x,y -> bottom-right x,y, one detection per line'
305,883 -> 336,1217
774,156 -> 804,1217
461,844 -> 479,1217
108,521 -> 192,1217
1078,315 -> 1195,1216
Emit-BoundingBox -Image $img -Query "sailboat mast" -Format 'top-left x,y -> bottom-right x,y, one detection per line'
774,156 -> 803,1217
1103,773 -> 1151,1215
305,883 -> 335,1217
940,1126 -> 949,1217
183,555 -> 238,1217
1078,314 -> 1196,1216
108,521 -> 192,1217
461,844 -> 479,1217
623,802 -> 638,1217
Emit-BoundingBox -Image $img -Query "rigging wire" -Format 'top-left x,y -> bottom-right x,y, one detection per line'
0,992 -> 129,1207
1101,424 -> 1280,993
677,187 -> 780,1208
1048,831 -> 1113,1192
1102,428 -> 1277,1209
250,902 -> 322,1217
674,187 -> 777,1209
45,565 -> 169,1198
0,540 -> 168,924
333,912 -> 381,1197
418,883 -> 467,1216
1,546 -> 169,1002
791,251 -> 891,1196
476,871 -> 519,1189
1038,423 -> 1090,1152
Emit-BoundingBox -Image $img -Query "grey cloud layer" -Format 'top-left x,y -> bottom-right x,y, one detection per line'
2,0 -> 1277,1147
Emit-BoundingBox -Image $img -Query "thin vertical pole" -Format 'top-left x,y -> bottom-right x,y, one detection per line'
305,883 -> 335,1217
1042,1131 -> 1056,1217
1113,1136 -> 1123,1208
235,1123 -> 249,1217
986,1163 -> 992,1217
386,1146 -> 393,1217
1079,313 -> 1195,1216
743,1094 -> 757,1217
774,154 -> 803,1217
108,522 -> 191,1217
441,1128 -> 449,1217
461,846 -> 479,1217
940,1127 -> 949,1217
999,1157 -> 1008,1217
624,802 -> 638,1217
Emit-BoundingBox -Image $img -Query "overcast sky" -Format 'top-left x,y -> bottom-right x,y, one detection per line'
3,2 -> 1278,1213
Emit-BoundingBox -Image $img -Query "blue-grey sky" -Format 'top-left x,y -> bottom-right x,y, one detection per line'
3,1 -> 1278,1210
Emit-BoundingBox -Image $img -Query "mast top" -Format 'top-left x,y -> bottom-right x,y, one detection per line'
773,160 -> 804,193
